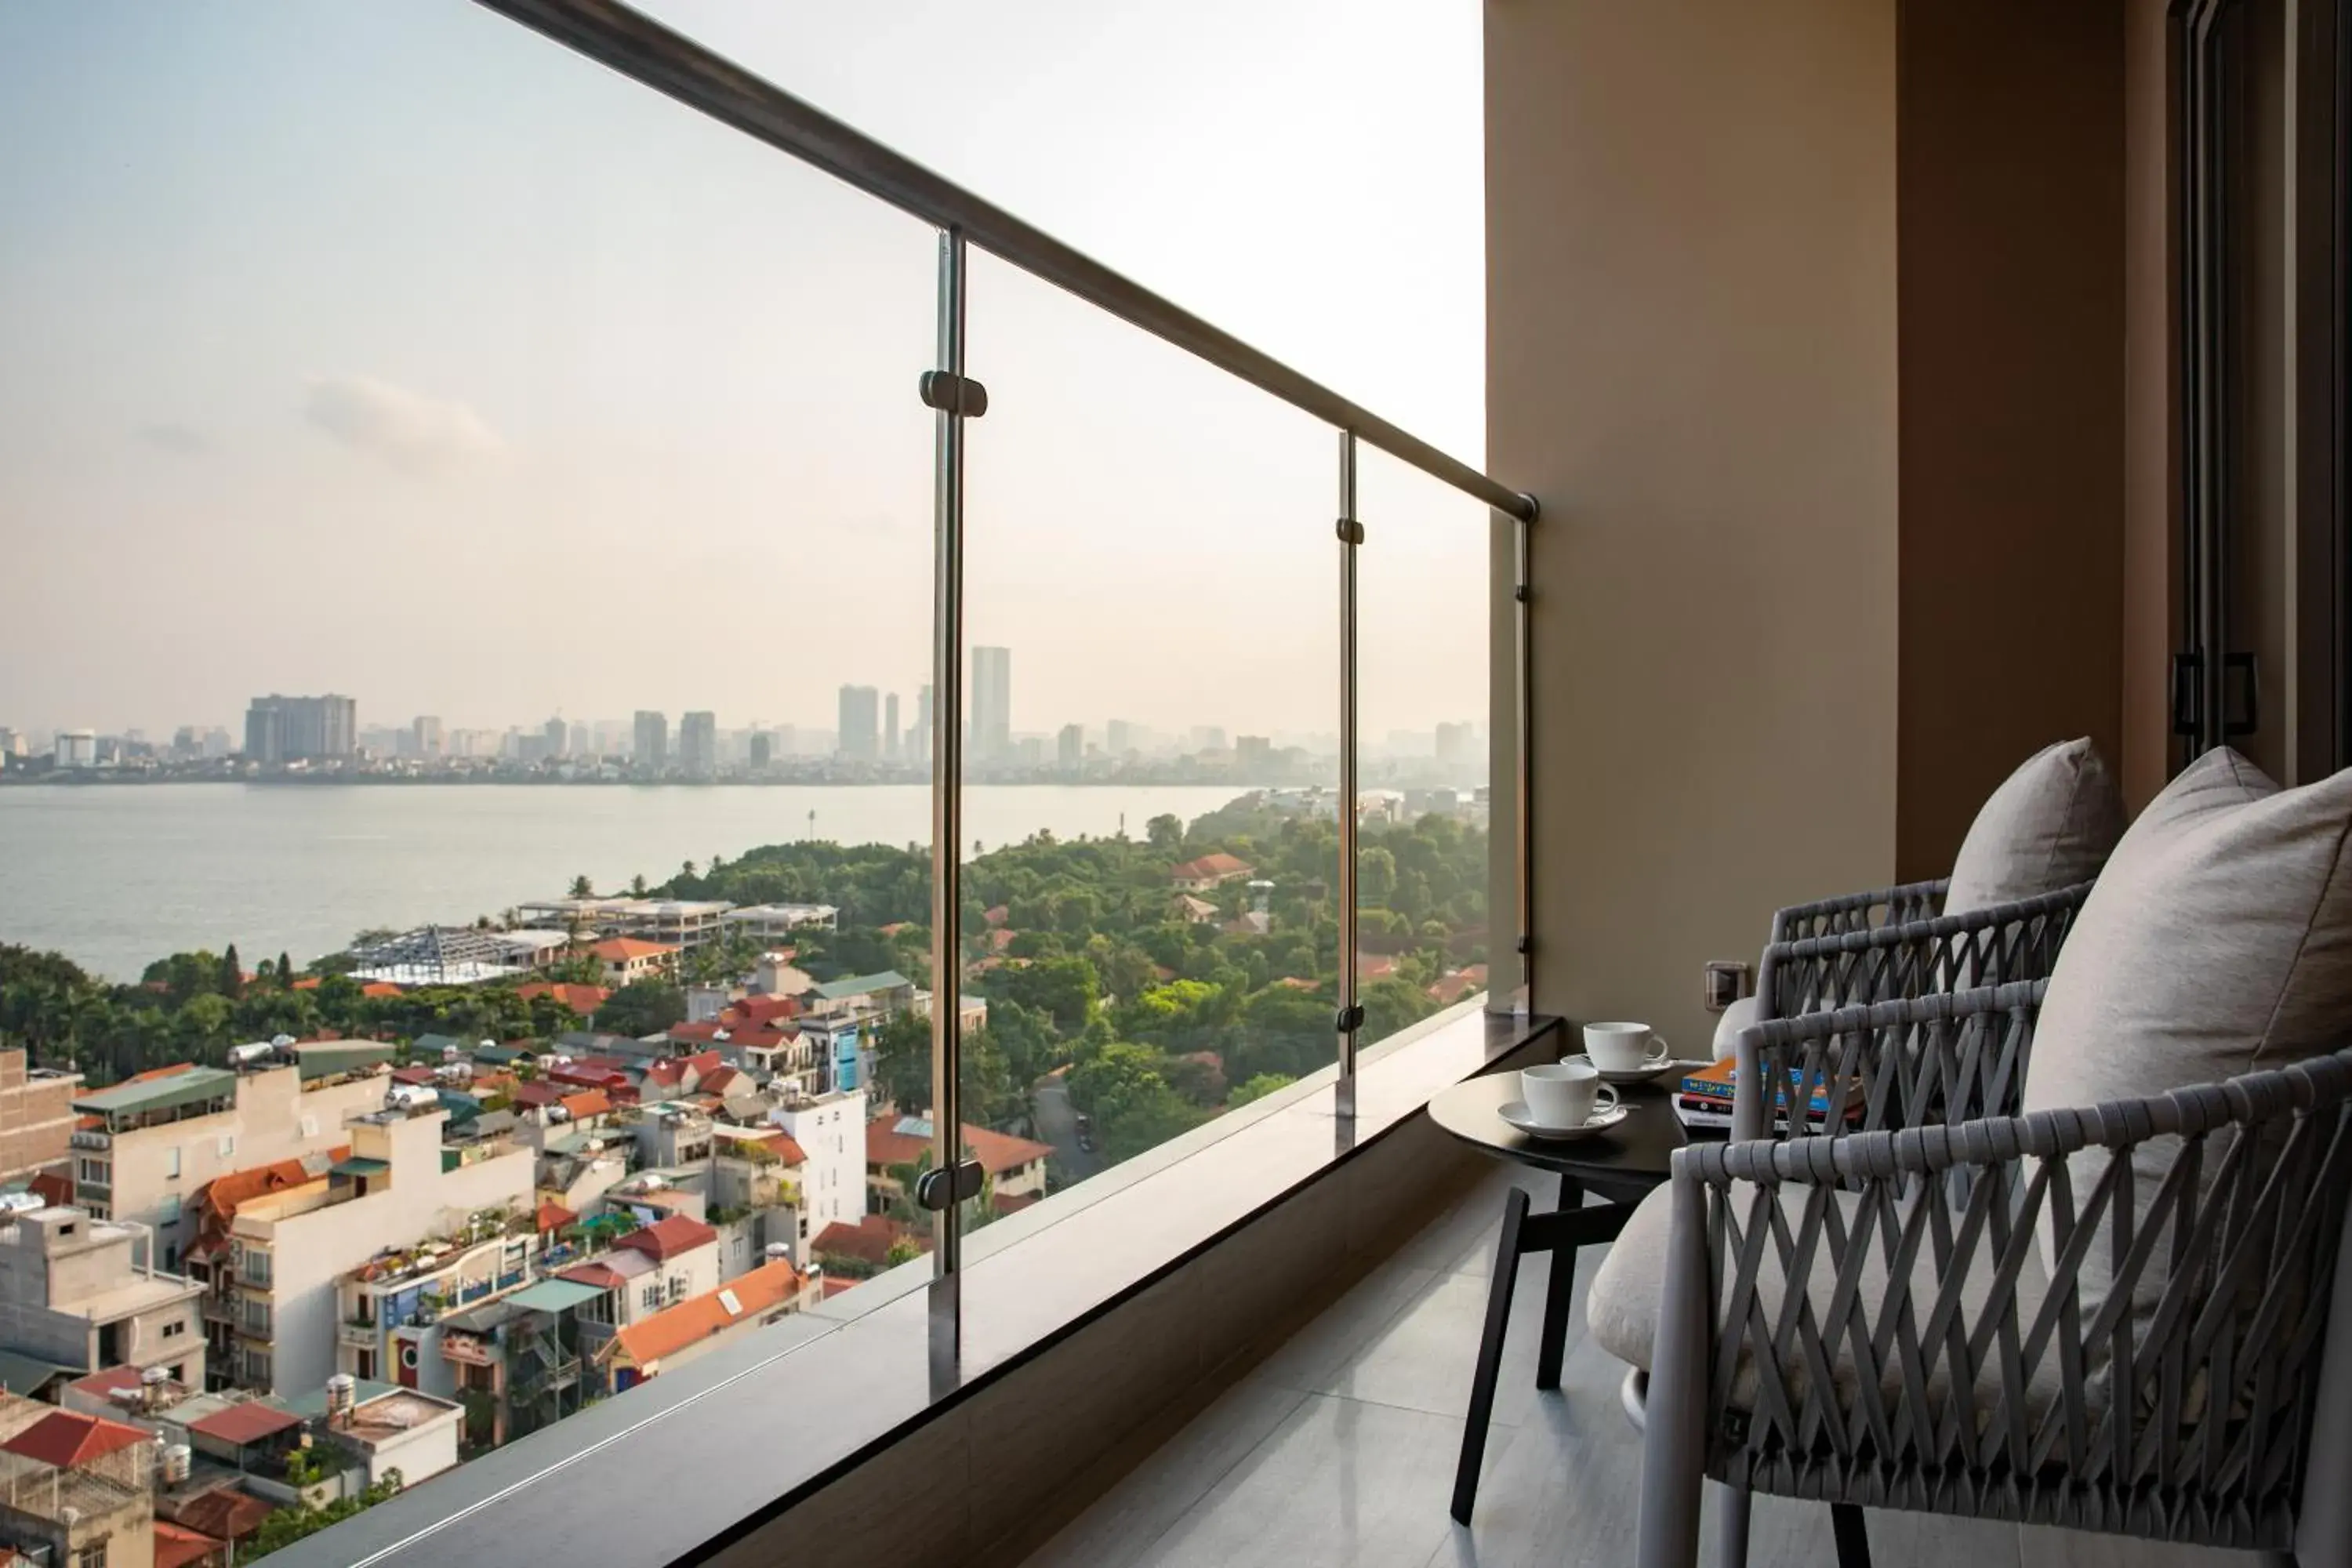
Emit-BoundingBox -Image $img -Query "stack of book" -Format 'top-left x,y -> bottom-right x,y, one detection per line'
1674,1058 -> 1860,1134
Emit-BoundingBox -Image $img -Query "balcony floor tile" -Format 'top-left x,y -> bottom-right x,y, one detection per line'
1024,1155 -> 2254,1568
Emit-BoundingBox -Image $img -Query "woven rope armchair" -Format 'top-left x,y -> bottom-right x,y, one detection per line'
1739,882 -> 2092,1065
1634,983 -> 2352,1568
1765,877 -> 1954,946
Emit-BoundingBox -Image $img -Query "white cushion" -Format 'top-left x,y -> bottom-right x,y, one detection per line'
2022,748 -> 2352,1306
1943,738 -> 2125,914
1711,994 -> 1759,1062
1588,1183 -> 2058,1414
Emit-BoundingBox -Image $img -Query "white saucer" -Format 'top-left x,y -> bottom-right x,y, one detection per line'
1498,1100 -> 1632,1142
1561,1051 -> 1686,1087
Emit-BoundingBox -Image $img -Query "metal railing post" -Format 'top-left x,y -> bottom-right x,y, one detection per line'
1514,506 -> 1535,1013
927,227 -> 969,1380
1336,430 -> 1362,1117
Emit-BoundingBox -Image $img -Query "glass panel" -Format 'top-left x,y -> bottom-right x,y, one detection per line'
0,0 -> 932,1490
1352,442 -> 1496,1047
956,246 -> 1338,1215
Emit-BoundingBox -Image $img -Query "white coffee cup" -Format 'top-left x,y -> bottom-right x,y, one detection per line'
1521,1060 -> 1617,1129
1584,1021 -> 1670,1073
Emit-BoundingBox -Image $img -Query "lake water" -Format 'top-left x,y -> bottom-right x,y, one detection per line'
0,784 -> 1248,979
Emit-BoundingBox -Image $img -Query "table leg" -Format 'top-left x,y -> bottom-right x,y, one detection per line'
1451,1184 -> 1530,1525
1535,1174 -> 1582,1390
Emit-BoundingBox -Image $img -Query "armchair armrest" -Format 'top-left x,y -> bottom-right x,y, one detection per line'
1729,979 -> 2045,1142
1753,882 -> 2092,1022
1646,1044 -> 2352,1552
1766,877 -> 1950,947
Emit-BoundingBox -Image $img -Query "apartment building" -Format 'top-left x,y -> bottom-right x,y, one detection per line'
71,1050 -> 393,1269
227,1105 -> 532,1399
0,1207 -> 205,1390
595,1254 -> 812,1392
554,1217 -> 718,1327
587,938 -> 677,988
0,1401 -> 155,1568
768,1089 -> 866,1242
336,1226 -> 537,1389
0,1051 -> 81,1188
865,1118 -> 1052,1214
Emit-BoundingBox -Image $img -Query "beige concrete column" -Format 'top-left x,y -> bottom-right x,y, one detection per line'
1486,0 -> 1900,1044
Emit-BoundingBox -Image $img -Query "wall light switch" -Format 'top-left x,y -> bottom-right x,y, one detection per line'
1702,960 -> 1751,1013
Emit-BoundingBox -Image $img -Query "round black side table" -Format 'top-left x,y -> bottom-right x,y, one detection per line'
1427,1069 -> 1690,1524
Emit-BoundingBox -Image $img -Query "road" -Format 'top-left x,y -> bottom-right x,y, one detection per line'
1031,1070 -> 1105,1184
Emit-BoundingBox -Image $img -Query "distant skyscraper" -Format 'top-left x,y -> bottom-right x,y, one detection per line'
1435,721 -> 1474,767
1057,723 -> 1083,770
53,731 -> 98,769
971,647 -> 1011,764
914,685 -> 934,768
1189,725 -> 1228,754
680,711 -> 717,779
1017,735 -> 1045,768
749,730 -> 773,769
1107,719 -> 1137,757
245,695 -> 355,763
838,686 -> 880,762
543,717 -> 568,758
884,692 -> 902,762
633,710 -> 669,772
568,721 -> 592,758
412,716 -> 445,758
1236,735 -> 1273,775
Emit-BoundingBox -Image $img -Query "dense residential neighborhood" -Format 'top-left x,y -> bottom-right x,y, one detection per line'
0,792 -> 1490,1555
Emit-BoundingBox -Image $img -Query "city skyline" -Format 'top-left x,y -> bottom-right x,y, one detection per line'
0,3 -> 1485,745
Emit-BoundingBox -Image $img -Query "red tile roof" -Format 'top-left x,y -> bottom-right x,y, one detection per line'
866,1119 -> 1054,1178
165,1489 -> 273,1542
66,1365 -> 147,1398
517,982 -> 612,1014
641,1051 -> 723,1092
510,1082 -> 562,1109
2,1410 -> 152,1468
390,1065 -> 437,1085
695,1066 -> 745,1098
605,1258 -> 803,1370
982,904 -> 1011,927
360,982 -> 403,1000
560,1090 -> 612,1120
198,1152 -> 341,1223
535,1201 -> 576,1233
154,1521 -> 224,1568
811,1214 -> 911,1268
615,1215 -> 718,1263
722,1129 -> 806,1167
187,1402 -> 303,1446
590,938 -> 677,961
557,1251 -> 653,1290
1170,852 -> 1252,881
731,995 -> 798,1024
26,1171 -> 72,1210
1425,964 -> 1490,1005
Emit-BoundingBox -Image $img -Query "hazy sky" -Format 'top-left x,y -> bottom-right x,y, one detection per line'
0,1 -> 1488,743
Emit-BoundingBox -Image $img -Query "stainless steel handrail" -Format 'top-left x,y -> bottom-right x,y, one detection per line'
471,0 -> 1537,524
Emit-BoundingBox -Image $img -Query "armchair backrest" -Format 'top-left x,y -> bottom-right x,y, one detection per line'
1730,981 -> 2045,1144
1755,883 -> 2092,1022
